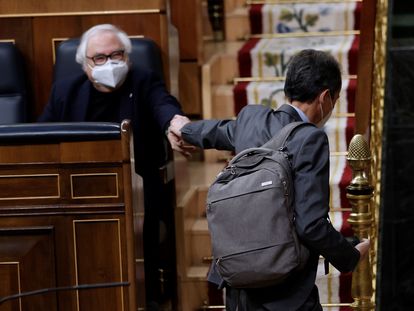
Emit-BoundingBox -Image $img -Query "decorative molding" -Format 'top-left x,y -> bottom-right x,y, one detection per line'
0,174 -> 60,200
70,173 -> 119,199
247,30 -> 360,40
0,9 -> 163,19
0,39 -> 15,44
52,38 -> 69,64
233,75 -> 358,84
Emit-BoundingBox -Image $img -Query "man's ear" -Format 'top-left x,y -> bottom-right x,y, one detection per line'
318,89 -> 330,104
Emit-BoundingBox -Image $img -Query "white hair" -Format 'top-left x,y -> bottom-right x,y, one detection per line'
75,24 -> 132,68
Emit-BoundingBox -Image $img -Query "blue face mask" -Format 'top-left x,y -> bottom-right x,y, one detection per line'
90,60 -> 129,89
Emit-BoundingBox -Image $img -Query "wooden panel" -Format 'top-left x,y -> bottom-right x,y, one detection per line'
60,140 -> 122,163
0,145 -> 59,164
31,16 -> 82,118
63,167 -> 123,205
0,174 -> 59,200
0,165 -> 124,208
0,0 -> 165,15
170,0 -> 203,60
0,126 -> 138,310
71,173 -> 118,199
0,227 -> 57,311
73,220 -> 125,311
179,62 -> 202,116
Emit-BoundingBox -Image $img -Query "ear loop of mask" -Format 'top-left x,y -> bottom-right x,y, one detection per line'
328,92 -> 334,111
319,101 -> 324,123
321,91 -> 335,122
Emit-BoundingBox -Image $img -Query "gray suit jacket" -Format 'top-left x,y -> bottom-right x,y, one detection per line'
182,104 -> 360,310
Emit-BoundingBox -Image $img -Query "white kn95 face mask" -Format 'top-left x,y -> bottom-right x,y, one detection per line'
91,61 -> 129,89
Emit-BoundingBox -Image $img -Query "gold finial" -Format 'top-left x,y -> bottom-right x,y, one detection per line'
347,134 -> 371,161
346,134 -> 371,188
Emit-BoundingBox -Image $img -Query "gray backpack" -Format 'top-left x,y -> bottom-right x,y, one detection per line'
206,122 -> 310,288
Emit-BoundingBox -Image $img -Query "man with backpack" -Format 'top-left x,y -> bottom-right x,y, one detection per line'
168,49 -> 370,310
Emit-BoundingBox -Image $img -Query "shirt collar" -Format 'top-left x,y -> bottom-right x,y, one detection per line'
288,103 -> 309,123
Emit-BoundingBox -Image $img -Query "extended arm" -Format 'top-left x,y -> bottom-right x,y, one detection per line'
292,129 -> 360,272
168,115 -> 237,154
180,118 -> 236,151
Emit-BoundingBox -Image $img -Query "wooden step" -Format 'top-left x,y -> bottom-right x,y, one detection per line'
191,218 -> 212,265
201,45 -> 240,121
225,6 -> 250,41
224,0 -> 247,13
203,49 -> 240,86
201,42 -> 241,163
175,164 -> 222,311
176,186 -> 210,311
187,265 -> 209,280
179,265 -> 210,311
212,84 -> 236,119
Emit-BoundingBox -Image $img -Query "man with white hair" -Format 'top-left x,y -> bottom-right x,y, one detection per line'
39,24 -> 190,310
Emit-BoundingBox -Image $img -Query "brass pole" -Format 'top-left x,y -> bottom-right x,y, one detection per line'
346,134 -> 375,310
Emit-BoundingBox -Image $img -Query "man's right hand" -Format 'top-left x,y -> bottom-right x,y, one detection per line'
169,114 -> 190,137
167,114 -> 196,158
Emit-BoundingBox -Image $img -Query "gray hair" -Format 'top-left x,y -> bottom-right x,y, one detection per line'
75,24 -> 132,68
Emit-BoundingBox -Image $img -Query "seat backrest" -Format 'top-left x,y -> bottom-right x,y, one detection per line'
0,42 -> 28,123
53,37 -> 164,82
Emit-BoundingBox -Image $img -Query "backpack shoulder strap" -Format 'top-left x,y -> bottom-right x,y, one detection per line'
262,121 -> 312,150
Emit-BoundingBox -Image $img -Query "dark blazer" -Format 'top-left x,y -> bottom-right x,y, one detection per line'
38,68 -> 183,178
181,104 -> 360,310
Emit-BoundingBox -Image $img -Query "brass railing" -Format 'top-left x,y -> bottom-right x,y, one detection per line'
346,135 -> 375,309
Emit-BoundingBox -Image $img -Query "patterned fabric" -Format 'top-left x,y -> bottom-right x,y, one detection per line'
235,78 -> 355,114
250,3 -> 361,34
238,35 -> 359,77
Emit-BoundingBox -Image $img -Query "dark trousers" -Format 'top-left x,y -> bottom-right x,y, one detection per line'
226,288 -> 267,310
225,286 -> 322,311
143,175 -> 163,303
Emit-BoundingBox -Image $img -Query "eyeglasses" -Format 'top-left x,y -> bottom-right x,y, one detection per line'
87,50 -> 125,66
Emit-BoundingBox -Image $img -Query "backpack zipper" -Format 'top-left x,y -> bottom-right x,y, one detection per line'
227,165 -> 236,175
282,180 -> 288,196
